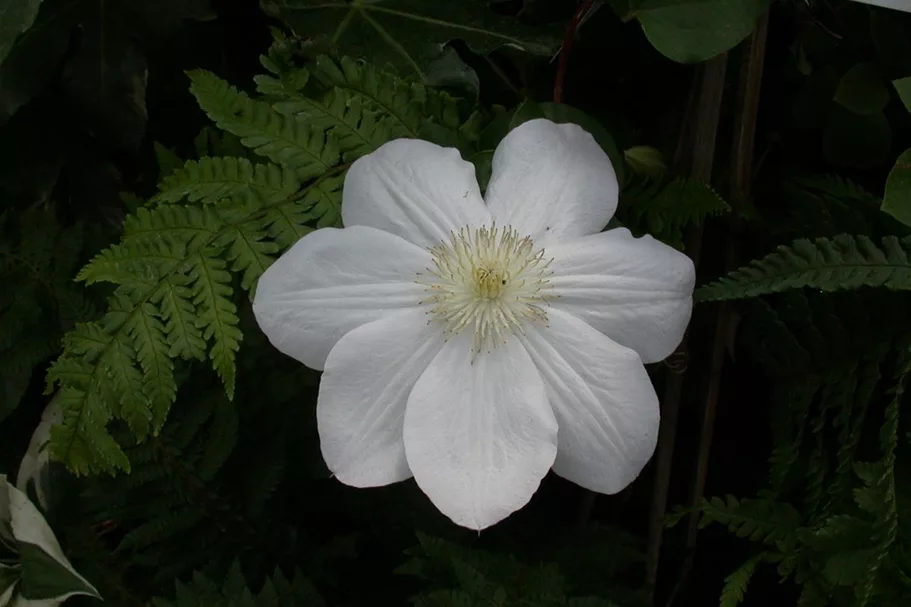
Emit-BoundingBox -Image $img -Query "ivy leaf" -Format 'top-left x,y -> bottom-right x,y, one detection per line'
834,63 -> 890,116
632,0 -> 770,64
0,0 -> 44,67
260,0 -> 560,83
882,149 -> 911,228
894,77 -> 911,115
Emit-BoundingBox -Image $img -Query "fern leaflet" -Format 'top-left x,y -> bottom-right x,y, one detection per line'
188,70 -> 340,180
696,235 -> 911,302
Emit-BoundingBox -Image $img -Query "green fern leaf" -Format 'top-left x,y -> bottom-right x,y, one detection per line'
720,554 -> 764,607
620,177 -> 731,249
153,275 -> 207,361
696,235 -> 911,302
117,505 -> 206,552
792,174 -> 879,205
188,70 -> 340,180
154,157 -> 301,206
77,238 -> 180,288
274,82 -> 394,161
186,252 -> 242,398
263,200 -> 314,250
125,302 -> 177,433
124,205 -> 222,251
50,386 -> 130,475
302,172 -> 344,229
215,219 -> 279,292
106,331 -> 154,438
697,495 -> 801,545
312,55 -> 462,144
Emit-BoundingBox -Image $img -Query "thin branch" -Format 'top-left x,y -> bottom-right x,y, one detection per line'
553,0 -> 595,103
666,11 -> 770,607
644,52 -> 729,604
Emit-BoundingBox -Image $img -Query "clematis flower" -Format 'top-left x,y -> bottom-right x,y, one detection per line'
253,119 -> 695,530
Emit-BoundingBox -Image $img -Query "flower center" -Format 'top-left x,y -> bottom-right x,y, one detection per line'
417,224 -> 554,355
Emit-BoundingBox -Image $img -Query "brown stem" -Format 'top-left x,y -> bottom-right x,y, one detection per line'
644,52 -> 728,604
553,0 -> 594,103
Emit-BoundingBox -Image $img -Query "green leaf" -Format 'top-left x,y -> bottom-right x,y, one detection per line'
0,0 -> 44,67
882,149 -> 911,228
720,554 -> 764,607
834,63 -> 890,116
0,476 -> 11,545
894,77 -> 911,115
154,157 -> 301,206
634,0 -> 770,64
154,142 -> 184,180
0,564 -> 18,599
261,0 -> 560,83
624,145 -> 667,178
823,549 -> 876,587
186,253 -> 242,399
17,541 -> 101,602
696,235 -> 911,302
188,69 -> 340,181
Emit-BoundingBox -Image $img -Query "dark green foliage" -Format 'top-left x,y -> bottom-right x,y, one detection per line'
0,206 -> 96,423
687,175 -> 911,606
399,533 -> 625,607
150,560 -> 323,607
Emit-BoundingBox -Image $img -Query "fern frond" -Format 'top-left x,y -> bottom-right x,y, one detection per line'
151,561 -> 323,607
188,70 -> 340,180
312,55 -> 460,141
274,84 -> 393,162
118,506 -> 207,553
155,157 -> 301,207
792,174 -> 880,205
126,302 -> 177,432
153,275 -> 207,361
0,207 -> 94,420
186,252 -> 242,399
49,169 -> 340,473
696,495 -> 801,545
855,351 -> 909,606
124,205 -> 222,250
696,235 -> 911,302
49,386 -> 130,475
619,176 -> 730,249
720,554 -> 765,607
216,218 -> 279,292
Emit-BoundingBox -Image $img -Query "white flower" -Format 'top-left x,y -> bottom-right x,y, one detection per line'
253,118 -> 695,530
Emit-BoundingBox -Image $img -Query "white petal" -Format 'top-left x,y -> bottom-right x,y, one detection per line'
485,119 -> 617,245
521,309 -> 659,494
253,225 -> 428,370
342,139 -> 490,248
547,228 -> 695,364
403,333 -> 557,530
318,309 -> 444,487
